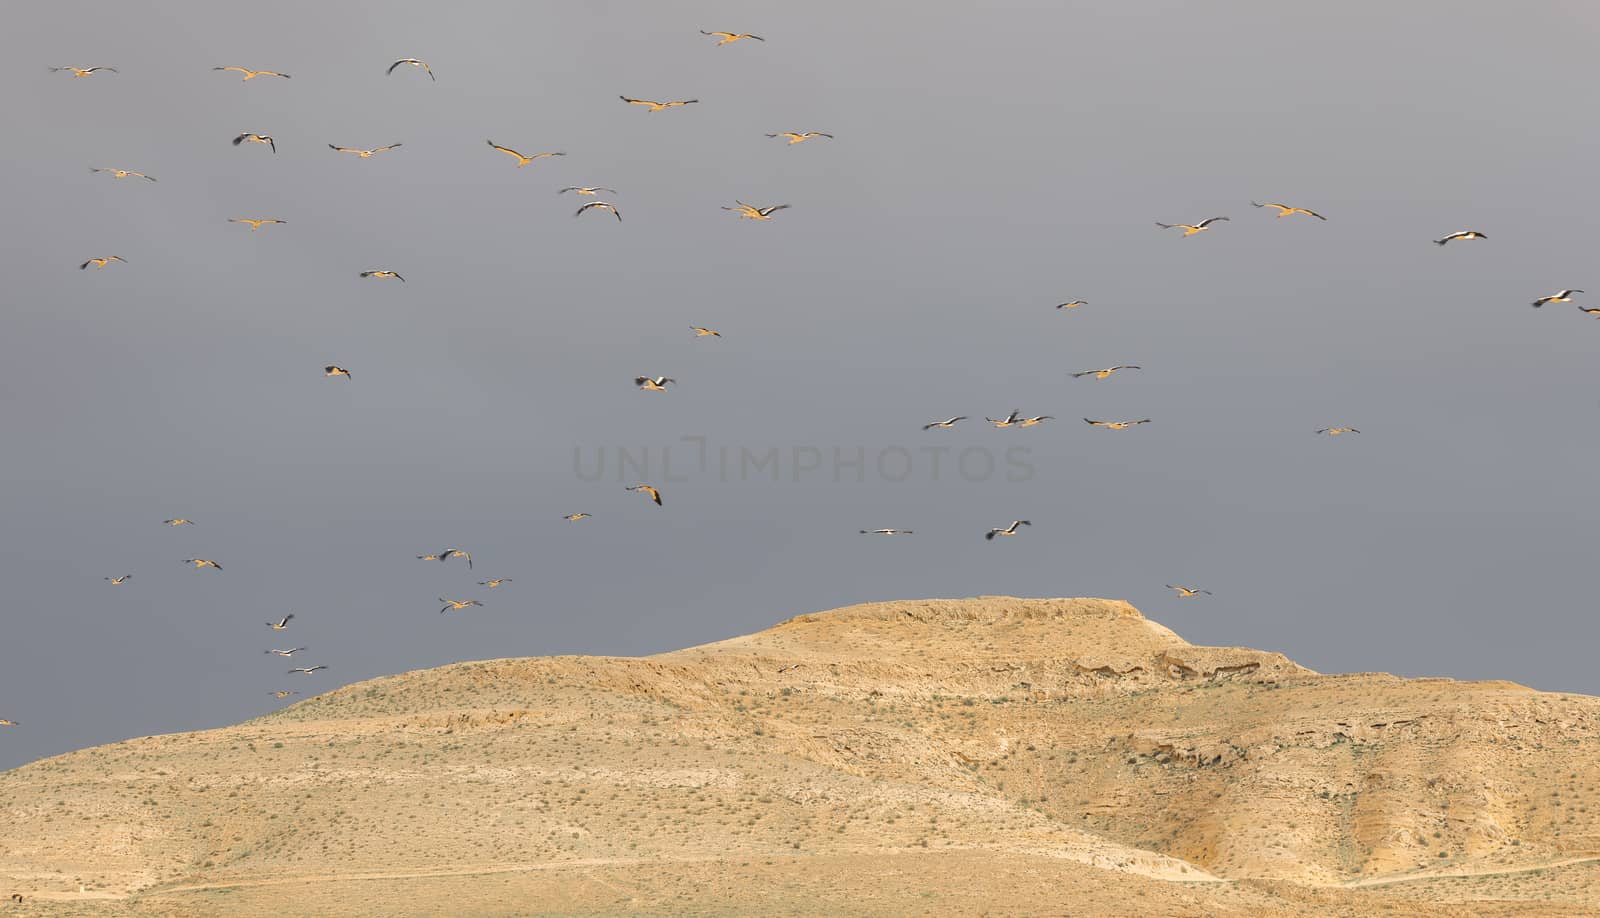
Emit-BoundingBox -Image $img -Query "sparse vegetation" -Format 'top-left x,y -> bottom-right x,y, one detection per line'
1,597 -> 1596,915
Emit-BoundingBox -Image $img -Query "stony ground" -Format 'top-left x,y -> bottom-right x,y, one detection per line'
2,597 -> 1597,916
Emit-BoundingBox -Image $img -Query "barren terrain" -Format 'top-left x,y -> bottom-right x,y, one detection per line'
3,597 -> 1597,915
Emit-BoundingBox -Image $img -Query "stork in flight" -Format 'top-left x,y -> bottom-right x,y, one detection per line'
627,485 -> 663,506
232,133 -> 277,153
92,168 -> 156,182
387,58 -> 435,80
563,513 -> 591,521
1579,306 -> 1600,318
1434,230 -> 1486,246
620,96 -> 698,112
265,647 -> 307,657
478,579 -> 512,588
439,598 -> 483,614
182,558 -> 222,570
324,365 -> 352,379
1056,300 -> 1087,310
164,518 -> 195,526
266,614 -> 295,630
0,720 -> 18,727
51,66 -> 117,77
104,575 -> 132,585
724,201 -> 790,220
486,140 -> 564,167
1017,416 -> 1054,427
417,553 -> 443,562
1084,418 -> 1151,430
438,549 -> 472,569
288,665 -> 328,675
215,66 -> 291,80
1156,217 -> 1228,236
860,529 -> 913,535
1532,289 -> 1584,308
1251,201 -> 1326,220
1072,365 -> 1141,380
80,256 -> 127,270
923,416 -> 967,430
701,30 -> 764,45
1316,427 -> 1360,436
1167,585 -> 1212,597
985,520 -> 1031,541
766,132 -> 832,145
575,201 -> 622,221
691,327 -> 721,337
559,186 -> 617,196
987,410 -> 1023,428
360,270 -> 405,281
270,690 -> 300,699
229,218 -> 286,231
635,376 -> 675,391
330,144 -> 403,159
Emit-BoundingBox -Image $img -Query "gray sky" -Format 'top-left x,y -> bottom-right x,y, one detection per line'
4,0 -> 1600,769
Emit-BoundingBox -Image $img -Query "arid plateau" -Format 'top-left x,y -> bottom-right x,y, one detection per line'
3,597 -> 1597,916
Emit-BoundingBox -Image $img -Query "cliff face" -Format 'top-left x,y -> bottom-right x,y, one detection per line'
2,596 -> 1597,916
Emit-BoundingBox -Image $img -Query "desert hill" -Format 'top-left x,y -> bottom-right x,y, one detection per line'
2,597 -> 1598,916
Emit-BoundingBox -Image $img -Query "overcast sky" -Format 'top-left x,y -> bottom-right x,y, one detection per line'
4,0 -> 1599,770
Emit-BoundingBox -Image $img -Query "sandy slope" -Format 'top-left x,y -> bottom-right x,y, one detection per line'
2,596 -> 1597,916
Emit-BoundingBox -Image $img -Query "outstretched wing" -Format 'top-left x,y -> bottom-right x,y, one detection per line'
487,140 -> 526,160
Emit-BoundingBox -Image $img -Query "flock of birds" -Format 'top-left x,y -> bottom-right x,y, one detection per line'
83,520 -> 524,705
39,48 -> 806,716
19,29 -> 1600,734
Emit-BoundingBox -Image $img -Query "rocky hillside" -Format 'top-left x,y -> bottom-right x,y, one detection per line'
2,597 -> 1597,916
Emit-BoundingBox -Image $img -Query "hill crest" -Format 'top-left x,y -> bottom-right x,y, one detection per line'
3,596 -> 1597,916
